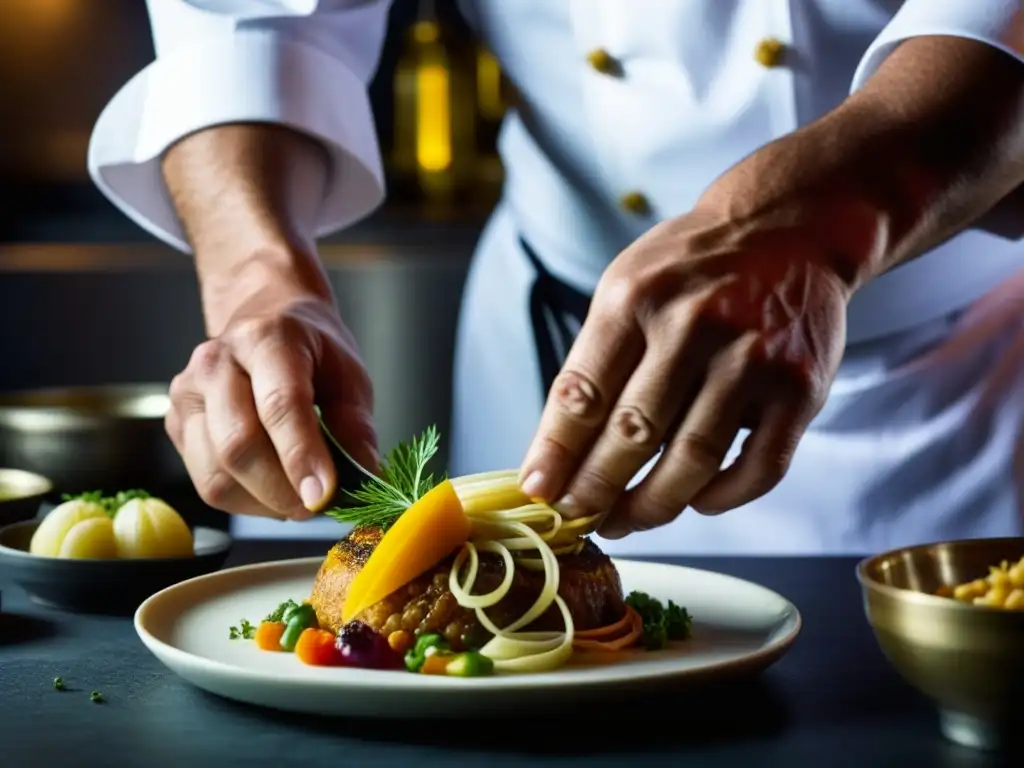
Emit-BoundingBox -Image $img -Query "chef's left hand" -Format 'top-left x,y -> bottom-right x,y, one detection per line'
519,204 -> 852,538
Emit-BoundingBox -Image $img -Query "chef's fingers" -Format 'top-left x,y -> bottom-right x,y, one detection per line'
597,352 -> 749,538
200,353 -> 310,519
164,405 -> 184,455
167,369 -> 204,458
235,330 -> 336,514
554,325 -> 698,519
519,307 -> 643,509
689,400 -> 810,514
180,406 -> 283,519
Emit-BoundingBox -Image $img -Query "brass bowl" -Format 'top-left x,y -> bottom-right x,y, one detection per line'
857,537 -> 1024,750
0,468 -> 53,526
0,384 -> 185,496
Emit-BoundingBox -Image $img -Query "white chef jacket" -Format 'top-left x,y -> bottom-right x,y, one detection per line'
88,0 -> 1024,553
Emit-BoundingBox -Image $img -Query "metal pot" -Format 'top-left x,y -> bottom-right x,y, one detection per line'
0,383 -> 185,496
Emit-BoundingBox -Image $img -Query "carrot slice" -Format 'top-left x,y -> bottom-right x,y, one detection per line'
574,606 -> 644,652
295,628 -> 342,666
254,621 -> 287,651
342,480 -> 470,623
420,654 -> 451,675
574,607 -> 633,639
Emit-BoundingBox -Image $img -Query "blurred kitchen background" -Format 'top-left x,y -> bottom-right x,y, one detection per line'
0,0 -> 507,526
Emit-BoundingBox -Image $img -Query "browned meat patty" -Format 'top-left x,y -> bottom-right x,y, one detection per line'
309,525 -> 626,652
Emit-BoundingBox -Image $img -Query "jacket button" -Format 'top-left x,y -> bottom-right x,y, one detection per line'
619,191 -> 650,216
754,37 -> 786,67
586,48 -> 622,76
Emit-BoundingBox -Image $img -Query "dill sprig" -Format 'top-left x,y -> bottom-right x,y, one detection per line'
316,407 -> 445,530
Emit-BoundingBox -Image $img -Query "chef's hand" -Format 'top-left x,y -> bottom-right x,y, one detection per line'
519,205 -> 851,538
165,284 -> 378,521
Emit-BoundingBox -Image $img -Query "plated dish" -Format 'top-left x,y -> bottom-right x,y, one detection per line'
136,556 -> 800,717
228,422 -> 693,677
136,418 -> 801,714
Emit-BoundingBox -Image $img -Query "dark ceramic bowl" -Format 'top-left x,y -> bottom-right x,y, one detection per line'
0,519 -> 232,615
0,468 -> 53,527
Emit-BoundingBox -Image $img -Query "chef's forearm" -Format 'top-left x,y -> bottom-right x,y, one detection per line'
161,124 -> 334,335
698,35 -> 1024,291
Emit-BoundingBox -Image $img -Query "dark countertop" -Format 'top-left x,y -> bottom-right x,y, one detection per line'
0,543 -> 1009,767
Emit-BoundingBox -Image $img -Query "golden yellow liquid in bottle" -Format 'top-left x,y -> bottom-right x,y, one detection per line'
476,47 -> 504,122
391,14 -> 476,204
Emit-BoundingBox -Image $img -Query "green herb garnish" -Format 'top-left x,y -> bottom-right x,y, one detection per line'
230,600 -> 301,638
264,599 -> 300,623
228,618 -> 257,640
90,690 -> 104,703
625,591 -> 692,650
61,489 -> 151,516
52,676 -> 65,691
317,407 -> 445,530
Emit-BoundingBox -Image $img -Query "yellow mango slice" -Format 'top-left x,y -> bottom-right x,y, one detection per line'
342,480 -> 470,623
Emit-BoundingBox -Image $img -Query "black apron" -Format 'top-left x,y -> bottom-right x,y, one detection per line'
521,237 -> 593,398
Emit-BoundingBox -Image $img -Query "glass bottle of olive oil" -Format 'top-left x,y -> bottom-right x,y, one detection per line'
391,0 -> 477,205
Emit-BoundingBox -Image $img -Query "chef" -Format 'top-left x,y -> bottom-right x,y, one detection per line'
88,0 -> 1024,554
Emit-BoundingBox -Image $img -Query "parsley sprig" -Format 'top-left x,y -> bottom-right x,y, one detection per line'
228,619 -> 257,640
62,489 -> 151,517
625,591 -> 692,650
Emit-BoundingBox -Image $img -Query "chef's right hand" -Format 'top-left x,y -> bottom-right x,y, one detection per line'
165,284 -> 378,521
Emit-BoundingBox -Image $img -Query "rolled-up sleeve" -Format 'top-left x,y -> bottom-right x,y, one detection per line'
851,0 -> 1024,90
88,0 -> 393,252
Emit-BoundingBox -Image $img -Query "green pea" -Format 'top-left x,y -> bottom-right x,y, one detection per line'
281,603 -> 316,628
445,652 -> 494,677
279,604 -> 318,652
404,633 -> 449,672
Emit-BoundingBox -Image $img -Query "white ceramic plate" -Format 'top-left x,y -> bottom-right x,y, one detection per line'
135,557 -> 801,718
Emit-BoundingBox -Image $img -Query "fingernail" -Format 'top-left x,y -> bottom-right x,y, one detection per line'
299,475 -> 325,511
520,470 -> 546,498
599,521 -> 630,539
553,493 -> 585,518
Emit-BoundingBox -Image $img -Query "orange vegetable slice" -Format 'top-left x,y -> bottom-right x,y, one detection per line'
573,606 -> 644,652
295,628 -> 342,666
254,621 -> 286,651
420,654 -> 452,675
342,479 -> 470,623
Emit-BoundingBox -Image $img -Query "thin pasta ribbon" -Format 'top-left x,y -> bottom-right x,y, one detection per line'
447,501 -> 600,673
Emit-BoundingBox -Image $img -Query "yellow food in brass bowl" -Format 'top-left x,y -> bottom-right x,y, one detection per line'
857,537 -> 1024,750
937,554 -> 1024,610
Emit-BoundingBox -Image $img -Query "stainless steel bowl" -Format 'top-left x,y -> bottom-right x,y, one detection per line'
857,537 -> 1024,751
0,467 -> 53,526
0,383 -> 185,496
